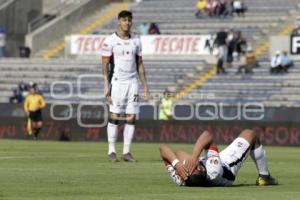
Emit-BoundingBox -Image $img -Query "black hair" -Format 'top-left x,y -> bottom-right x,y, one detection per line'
118,10 -> 132,19
185,170 -> 208,187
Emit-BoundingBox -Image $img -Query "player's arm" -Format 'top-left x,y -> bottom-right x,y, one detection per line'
186,130 -> 214,174
137,59 -> 150,101
23,96 -> 29,115
39,95 -> 46,109
192,130 -> 214,158
101,37 -> 112,103
159,144 -> 188,180
136,38 -> 150,101
102,57 -> 111,102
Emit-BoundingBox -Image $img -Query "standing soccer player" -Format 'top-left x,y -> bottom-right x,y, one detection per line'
102,10 -> 150,162
24,86 -> 46,140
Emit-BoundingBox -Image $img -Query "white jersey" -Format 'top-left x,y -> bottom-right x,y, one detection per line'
200,147 -> 233,186
101,32 -> 142,82
202,138 -> 251,186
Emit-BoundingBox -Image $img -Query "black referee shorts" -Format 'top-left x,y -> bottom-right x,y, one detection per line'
29,109 -> 42,122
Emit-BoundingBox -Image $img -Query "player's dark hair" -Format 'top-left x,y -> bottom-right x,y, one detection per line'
185,170 -> 208,187
118,10 -> 132,19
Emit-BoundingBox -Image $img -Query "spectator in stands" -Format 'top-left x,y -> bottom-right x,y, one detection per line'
9,82 -> 33,103
236,31 -> 247,57
215,28 -> 228,73
211,0 -> 220,17
270,51 -> 282,73
139,22 -> 150,35
0,25 -> 6,57
9,89 -> 24,104
216,47 -> 227,74
227,29 -> 237,65
228,0 -> 235,16
232,0 -> 246,17
236,47 -> 257,74
218,0 -> 229,18
148,23 -> 160,35
204,34 -> 215,54
281,51 -> 293,72
159,89 -> 173,120
206,0 -> 215,17
195,0 -> 208,18
19,46 -> 31,58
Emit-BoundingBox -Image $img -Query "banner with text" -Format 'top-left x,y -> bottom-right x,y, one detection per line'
68,35 -> 216,56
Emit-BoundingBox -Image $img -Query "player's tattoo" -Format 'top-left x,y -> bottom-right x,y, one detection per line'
137,62 -> 148,89
102,61 -> 110,87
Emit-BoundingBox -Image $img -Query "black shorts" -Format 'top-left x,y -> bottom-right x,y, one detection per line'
29,110 -> 42,122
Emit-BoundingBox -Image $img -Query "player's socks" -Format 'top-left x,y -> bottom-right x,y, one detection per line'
33,128 -> 41,139
123,124 -> 135,155
107,122 -> 118,154
250,145 -> 269,176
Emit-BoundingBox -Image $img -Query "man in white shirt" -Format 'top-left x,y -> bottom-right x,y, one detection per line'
270,51 -> 282,73
233,0 -> 246,17
102,10 -> 150,162
160,129 -> 278,187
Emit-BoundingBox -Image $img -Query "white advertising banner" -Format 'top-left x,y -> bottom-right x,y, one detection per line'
140,35 -> 214,55
68,35 -> 215,56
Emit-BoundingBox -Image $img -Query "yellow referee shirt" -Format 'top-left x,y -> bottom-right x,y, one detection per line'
24,94 -> 46,112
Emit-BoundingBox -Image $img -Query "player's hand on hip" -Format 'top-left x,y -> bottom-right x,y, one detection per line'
186,157 -> 199,175
175,162 -> 189,180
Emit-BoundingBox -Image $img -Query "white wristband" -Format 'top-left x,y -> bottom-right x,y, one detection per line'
171,159 -> 180,167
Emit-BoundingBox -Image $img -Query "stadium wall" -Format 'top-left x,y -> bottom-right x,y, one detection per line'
0,0 -> 42,56
1,104 -> 300,146
25,0 -> 120,54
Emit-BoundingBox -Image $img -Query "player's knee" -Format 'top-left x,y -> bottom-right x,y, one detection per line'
126,115 -> 135,125
240,129 -> 256,144
32,122 -> 37,128
109,118 -> 119,125
126,119 -> 135,125
159,143 -> 167,152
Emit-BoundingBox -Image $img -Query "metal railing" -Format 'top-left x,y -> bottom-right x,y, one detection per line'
0,0 -> 14,10
28,0 -> 83,33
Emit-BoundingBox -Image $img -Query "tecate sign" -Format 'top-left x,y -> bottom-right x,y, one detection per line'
68,35 -> 217,56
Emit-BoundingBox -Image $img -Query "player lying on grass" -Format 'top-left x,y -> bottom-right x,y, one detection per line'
160,129 -> 278,187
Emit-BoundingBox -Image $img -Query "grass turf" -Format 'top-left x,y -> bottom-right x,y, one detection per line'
0,139 -> 299,200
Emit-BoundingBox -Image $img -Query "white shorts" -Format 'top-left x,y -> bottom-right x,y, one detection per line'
109,80 -> 139,114
220,137 -> 251,176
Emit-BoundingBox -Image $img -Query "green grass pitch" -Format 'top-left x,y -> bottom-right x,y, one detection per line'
0,139 -> 299,200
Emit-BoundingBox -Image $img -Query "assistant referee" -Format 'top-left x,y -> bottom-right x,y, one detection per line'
24,86 -> 46,139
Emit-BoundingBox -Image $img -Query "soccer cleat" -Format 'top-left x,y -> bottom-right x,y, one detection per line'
108,152 -> 119,162
256,174 -> 278,186
122,153 -> 136,162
